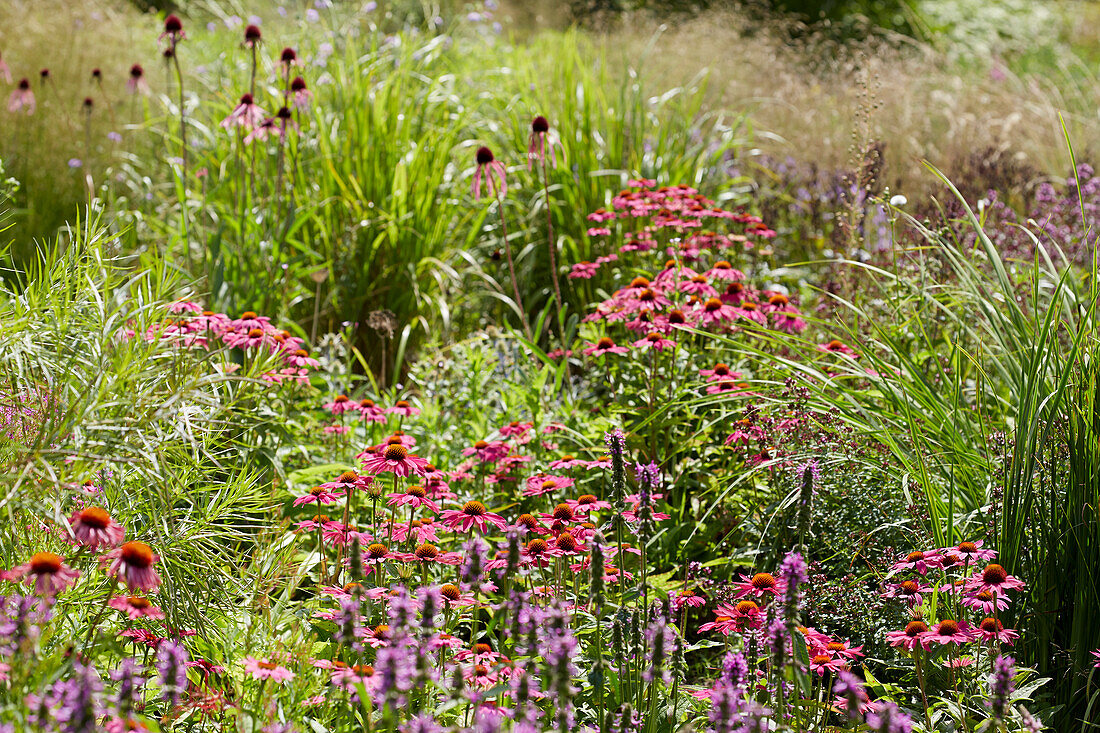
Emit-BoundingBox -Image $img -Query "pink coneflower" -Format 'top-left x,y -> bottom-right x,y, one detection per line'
962,589 -> 1010,614
332,664 -> 378,692
679,275 -> 717,297
389,518 -> 440,545
127,64 -> 148,94
527,115 -> 562,169
699,363 -> 742,382
361,444 -> 430,478
243,23 -> 262,47
810,653 -> 848,676
499,420 -> 533,438
323,394 -> 357,415
398,543 -> 463,566
320,470 -> 373,494
438,501 -> 508,533
771,310 -> 808,334
568,494 -> 612,513
569,261 -> 600,279
439,583 -> 477,607
632,331 -> 676,351
548,454 -> 588,469
705,260 -> 745,281
817,339 -> 859,358
968,563 -> 1026,595
386,399 -> 420,418
925,619 -> 976,646
886,620 -> 932,651
462,440 -> 510,464
1091,648 -> 1100,669
221,93 -> 266,132
355,398 -> 386,423
977,618 -> 1018,645
583,336 -> 630,357
161,14 -> 185,42
102,541 -> 162,593
109,595 -> 165,620
243,657 -> 295,682
885,579 -> 931,607
224,326 -> 271,350
950,540 -> 997,563
671,589 -> 706,612
2,552 -> 80,597
68,506 -> 125,550
290,76 -> 312,109
293,485 -> 345,507
244,117 -> 277,144
8,79 -> 35,114
823,639 -> 865,660
891,550 -> 940,575
732,572 -> 787,600
523,474 -> 575,498
472,146 -> 506,200
386,485 -> 440,513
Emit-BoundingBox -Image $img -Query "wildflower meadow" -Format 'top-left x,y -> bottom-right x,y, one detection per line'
1,1 -> 1099,732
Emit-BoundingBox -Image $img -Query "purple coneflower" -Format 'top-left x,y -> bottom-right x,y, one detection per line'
7,79 -> 34,114
102,541 -> 162,593
471,146 -> 506,200
68,507 -> 125,550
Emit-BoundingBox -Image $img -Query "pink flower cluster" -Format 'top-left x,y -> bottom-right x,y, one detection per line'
141,301 -> 318,384
883,542 -> 1024,652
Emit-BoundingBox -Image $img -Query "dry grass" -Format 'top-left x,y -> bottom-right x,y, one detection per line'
573,6 -> 1100,195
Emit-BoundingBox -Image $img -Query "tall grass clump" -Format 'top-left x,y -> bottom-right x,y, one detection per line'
725,161 -> 1099,727
0,215 -> 301,629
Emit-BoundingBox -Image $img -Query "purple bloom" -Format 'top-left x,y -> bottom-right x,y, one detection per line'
721,650 -> 748,688
110,658 -> 144,719
833,670 -> 864,720
460,537 -> 488,589
866,701 -> 914,733
644,614 -> 673,685
156,640 -> 189,705
55,661 -> 102,733
402,714 -> 444,733
989,655 -> 1016,721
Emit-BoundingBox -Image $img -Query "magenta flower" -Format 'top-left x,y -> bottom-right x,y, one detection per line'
569,261 -> 600,279
977,618 -> 1019,645
293,486 -> 345,507
361,444 -> 430,478
890,549 -> 941,575
523,474 -> 575,498
67,506 -> 125,550
1,552 -> 79,597
925,619 -> 977,646
102,541 -> 162,593
386,399 -> 421,418
438,501 -> 508,533
583,337 -> 630,356
355,398 -> 387,423
567,494 -> 612,513
817,339 -> 859,358
462,440 -> 510,464
948,539 -> 997,562
527,115 -> 562,169
243,657 -> 295,682
127,64 -> 148,95
7,79 -> 35,114
110,595 -> 165,620
967,563 -> 1026,595
704,261 -> 745,281
886,620 -> 933,651
810,653 -> 848,676
290,76 -> 312,109
386,485 -> 440,513
731,572 -> 787,600
221,93 -> 266,132
962,589 -> 1010,614
632,332 -> 676,351
471,146 -> 506,200
323,394 -> 357,415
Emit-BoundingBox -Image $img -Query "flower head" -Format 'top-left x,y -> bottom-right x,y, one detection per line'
68,507 -> 125,550
472,146 -> 506,200
102,542 -> 162,593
